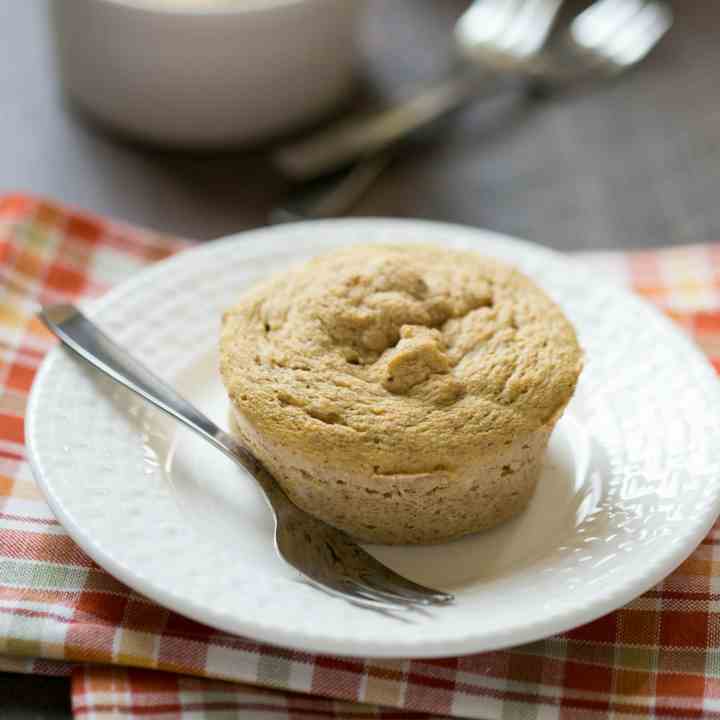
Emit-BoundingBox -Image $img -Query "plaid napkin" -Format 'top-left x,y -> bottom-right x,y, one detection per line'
2,194 -> 720,720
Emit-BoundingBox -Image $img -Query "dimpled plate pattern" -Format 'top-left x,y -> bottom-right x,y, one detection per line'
26,219 -> 720,658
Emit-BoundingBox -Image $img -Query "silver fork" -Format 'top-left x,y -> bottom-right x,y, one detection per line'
273,0 -> 672,221
38,305 -> 453,612
557,0 -> 672,77
273,0 -> 566,182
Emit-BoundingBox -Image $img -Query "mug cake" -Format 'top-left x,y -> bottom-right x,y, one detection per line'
220,244 -> 582,544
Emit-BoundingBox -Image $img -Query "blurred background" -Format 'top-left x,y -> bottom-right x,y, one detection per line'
1,0 -> 718,250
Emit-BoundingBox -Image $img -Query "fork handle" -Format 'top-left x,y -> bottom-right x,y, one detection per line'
38,304 -> 283,504
272,67 -> 505,181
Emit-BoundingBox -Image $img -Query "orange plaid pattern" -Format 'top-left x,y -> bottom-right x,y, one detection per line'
2,196 -> 720,719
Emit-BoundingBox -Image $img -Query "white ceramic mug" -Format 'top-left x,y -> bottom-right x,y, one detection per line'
50,0 -> 362,147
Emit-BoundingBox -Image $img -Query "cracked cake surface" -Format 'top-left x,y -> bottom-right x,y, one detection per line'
220,244 -> 582,544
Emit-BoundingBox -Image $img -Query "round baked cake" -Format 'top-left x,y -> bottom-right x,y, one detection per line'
220,244 -> 582,544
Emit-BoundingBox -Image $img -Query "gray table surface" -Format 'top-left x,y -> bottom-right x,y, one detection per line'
1,0 -> 718,716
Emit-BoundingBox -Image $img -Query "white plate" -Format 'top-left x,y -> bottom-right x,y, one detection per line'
26,219 -> 720,658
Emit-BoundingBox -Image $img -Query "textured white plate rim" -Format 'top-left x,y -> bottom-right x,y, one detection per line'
26,218 -> 720,658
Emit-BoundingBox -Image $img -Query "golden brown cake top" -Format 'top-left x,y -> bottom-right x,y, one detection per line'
220,244 -> 582,473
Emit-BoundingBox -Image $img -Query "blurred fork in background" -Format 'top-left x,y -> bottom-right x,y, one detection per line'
274,0 -> 566,183
559,0 -> 672,76
273,0 -> 672,222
